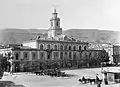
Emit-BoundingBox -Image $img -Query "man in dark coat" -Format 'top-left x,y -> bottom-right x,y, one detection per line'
96,74 -> 101,87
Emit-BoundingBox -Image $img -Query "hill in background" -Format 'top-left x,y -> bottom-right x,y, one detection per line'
0,28 -> 119,44
63,29 -> 119,44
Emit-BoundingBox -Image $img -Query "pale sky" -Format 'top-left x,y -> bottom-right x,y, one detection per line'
0,0 -> 120,31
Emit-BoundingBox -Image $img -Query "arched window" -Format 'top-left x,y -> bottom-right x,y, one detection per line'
32,52 -> 36,59
15,53 -> 19,60
73,46 -> 76,50
56,21 -> 59,26
54,45 -> 57,50
79,46 -> 81,50
40,52 -> 44,59
84,46 -> 87,50
40,44 -> 43,50
64,52 -> 67,58
73,53 -> 76,60
60,45 -> 63,50
47,44 -> 51,50
54,52 -> 58,59
69,46 -> 71,50
23,52 -> 28,60
64,45 -> 67,50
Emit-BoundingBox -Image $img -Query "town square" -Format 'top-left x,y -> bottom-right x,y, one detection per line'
1,67 -> 120,87
0,0 -> 120,87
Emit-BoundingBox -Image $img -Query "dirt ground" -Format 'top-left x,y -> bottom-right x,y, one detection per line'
1,67 -> 120,87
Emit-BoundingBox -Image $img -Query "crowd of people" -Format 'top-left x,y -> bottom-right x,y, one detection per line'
34,68 -> 67,77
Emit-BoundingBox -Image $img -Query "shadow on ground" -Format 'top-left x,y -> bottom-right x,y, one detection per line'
0,81 -> 26,87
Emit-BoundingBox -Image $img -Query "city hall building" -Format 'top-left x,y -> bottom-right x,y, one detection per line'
0,9 -> 109,72
18,9 -> 89,61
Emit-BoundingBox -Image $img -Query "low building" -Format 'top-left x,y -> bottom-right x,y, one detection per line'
0,46 -> 109,72
102,67 -> 120,84
89,43 -> 113,64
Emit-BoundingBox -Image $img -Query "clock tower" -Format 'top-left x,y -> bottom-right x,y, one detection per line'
48,9 -> 62,38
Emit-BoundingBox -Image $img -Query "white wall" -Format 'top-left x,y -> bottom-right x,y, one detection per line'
23,41 -> 37,48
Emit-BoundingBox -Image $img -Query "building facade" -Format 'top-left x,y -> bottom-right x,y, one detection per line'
0,46 -> 108,72
0,9 -> 110,72
89,43 -> 113,64
113,45 -> 120,65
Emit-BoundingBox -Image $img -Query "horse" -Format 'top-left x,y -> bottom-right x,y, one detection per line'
87,78 -> 96,84
78,76 -> 88,84
78,76 -> 103,85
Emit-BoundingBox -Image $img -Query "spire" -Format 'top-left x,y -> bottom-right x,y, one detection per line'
52,8 -> 57,14
52,4 -> 58,13
52,8 -> 58,18
54,8 -> 57,13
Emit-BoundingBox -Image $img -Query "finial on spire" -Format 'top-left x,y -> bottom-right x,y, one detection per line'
54,8 -> 57,13
52,4 -> 59,13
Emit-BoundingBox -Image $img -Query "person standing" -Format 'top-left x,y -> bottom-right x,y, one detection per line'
96,74 -> 101,87
96,74 -> 100,82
